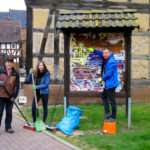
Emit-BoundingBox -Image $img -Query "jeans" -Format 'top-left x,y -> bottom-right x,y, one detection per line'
32,94 -> 49,123
102,87 -> 117,119
0,98 -> 13,129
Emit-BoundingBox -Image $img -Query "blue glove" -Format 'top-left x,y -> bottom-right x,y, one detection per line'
10,97 -> 15,102
32,85 -> 37,90
0,80 -> 4,85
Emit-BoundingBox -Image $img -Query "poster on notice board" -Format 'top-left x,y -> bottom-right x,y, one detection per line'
69,33 -> 126,93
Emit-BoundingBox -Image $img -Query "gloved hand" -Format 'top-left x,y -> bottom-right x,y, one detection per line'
10,97 -> 15,103
32,85 -> 37,90
30,68 -> 33,74
98,78 -> 102,83
88,47 -> 94,53
0,80 -> 4,86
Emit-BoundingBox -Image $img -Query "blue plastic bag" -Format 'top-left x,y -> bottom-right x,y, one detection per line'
56,105 -> 82,135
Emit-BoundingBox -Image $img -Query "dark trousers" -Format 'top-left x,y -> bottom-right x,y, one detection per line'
0,98 -> 13,129
102,87 -> 117,119
32,94 -> 48,123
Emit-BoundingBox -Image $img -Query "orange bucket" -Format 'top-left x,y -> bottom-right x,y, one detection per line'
101,121 -> 116,134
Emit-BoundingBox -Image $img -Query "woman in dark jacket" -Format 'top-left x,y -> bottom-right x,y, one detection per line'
28,61 -> 50,124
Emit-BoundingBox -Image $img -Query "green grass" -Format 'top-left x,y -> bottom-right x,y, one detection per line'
19,103 -> 150,150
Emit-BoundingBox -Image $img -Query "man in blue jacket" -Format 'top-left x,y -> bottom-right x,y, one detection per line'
89,48 -> 118,122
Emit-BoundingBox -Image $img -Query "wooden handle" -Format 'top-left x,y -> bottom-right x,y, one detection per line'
31,72 -> 38,109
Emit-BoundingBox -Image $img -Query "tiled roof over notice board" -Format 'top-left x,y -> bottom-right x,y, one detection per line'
56,9 -> 139,29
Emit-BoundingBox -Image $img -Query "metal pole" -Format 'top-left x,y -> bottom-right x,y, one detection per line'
128,97 -> 131,128
64,97 -> 67,116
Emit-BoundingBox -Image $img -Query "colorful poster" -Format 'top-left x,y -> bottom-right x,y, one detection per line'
70,33 -> 126,92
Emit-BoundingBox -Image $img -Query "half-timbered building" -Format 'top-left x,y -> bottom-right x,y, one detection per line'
0,20 -> 22,66
24,0 -> 150,107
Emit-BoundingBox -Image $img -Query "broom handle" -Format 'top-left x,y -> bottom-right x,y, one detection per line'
14,101 -> 30,126
48,74 -> 64,126
31,72 -> 38,109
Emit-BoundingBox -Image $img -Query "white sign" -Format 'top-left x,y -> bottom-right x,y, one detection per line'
19,96 -> 27,103
20,77 -> 26,82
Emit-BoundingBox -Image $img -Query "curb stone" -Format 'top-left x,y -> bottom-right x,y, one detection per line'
13,114 -> 82,150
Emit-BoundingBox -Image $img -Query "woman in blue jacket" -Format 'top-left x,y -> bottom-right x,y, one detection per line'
28,61 -> 50,124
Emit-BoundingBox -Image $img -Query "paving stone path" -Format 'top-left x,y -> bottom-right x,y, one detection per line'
0,114 -> 72,150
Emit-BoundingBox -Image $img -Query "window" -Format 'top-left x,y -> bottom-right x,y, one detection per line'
7,44 -> 10,49
11,43 -> 16,49
17,44 -> 20,49
1,44 -> 5,49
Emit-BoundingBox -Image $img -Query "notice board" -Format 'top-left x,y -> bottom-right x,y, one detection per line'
69,32 -> 126,93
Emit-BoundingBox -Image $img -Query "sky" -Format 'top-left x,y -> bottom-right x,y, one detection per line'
0,0 -> 26,12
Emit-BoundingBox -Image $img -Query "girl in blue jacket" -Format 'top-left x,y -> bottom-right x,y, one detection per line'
28,61 -> 50,124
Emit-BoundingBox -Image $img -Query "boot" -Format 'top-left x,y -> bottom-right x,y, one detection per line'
104,113 -> 111,120
5,128 -> 14,133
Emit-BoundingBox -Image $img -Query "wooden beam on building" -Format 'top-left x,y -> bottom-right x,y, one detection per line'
131,79 -> 150,85
39,9 -> 55,60
132,55 -> 149,60
26,7 -> 33,75
33,53 -> 64,57
54,10 -> 60,82
26,0 -> 150,14
132,31 -> 150,36
148,0 -> 150,79
33,28 -> 55,33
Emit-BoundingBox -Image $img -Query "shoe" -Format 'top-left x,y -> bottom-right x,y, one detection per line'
5,128 -> 14,133
30,123 -> 35,127
105,117 -> 116,122
104,113 -> 111,120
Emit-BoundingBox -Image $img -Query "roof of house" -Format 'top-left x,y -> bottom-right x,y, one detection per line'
56,9 -> 139,29
9,9 -> 26,28
0,20 -> 22,43
0,12 -> 9,20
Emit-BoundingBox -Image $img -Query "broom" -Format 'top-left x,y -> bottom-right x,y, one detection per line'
14,101 -> 36,131
46,75 -> 64,132
31,72 -> 45,131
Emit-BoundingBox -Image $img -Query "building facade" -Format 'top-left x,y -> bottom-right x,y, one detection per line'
24,0 -> 150,105
0,20 -> 22,71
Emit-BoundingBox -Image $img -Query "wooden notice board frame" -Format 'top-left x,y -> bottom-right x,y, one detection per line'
63,28 -> 132,109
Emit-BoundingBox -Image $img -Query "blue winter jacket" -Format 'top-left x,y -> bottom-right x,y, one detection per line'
94,50 -> 118,89
27,72 -> 50,94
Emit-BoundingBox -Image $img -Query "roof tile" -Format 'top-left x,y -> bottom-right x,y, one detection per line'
57,9 -> 139,29
0,20 -> 22,43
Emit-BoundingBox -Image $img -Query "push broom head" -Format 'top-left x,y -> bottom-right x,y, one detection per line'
46,126 -> 57,132
23,124 -> 36,131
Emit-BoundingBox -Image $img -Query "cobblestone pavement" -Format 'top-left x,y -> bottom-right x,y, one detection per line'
0,114 -> 72,150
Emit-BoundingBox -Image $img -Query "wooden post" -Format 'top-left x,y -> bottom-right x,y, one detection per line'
54,10 -> 60,82
26,7 -> 33,75
19,42 -> 23,68
39,9 -> 55,60
64,32 -> 70,107
149,0 -> 150,80
125,30 -> 132,117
